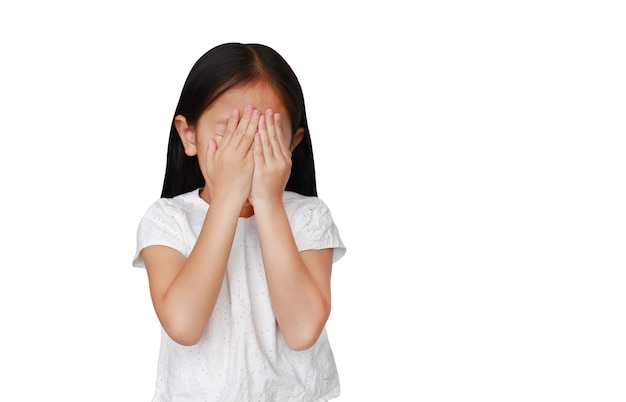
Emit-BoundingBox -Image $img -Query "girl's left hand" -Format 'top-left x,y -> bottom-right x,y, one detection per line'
249,109 -> 292,207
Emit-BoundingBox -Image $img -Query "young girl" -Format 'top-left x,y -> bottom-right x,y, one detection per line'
133,43 -> 346,401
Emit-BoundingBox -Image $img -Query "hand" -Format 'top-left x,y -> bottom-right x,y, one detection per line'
249,109 -> 292,207
205,105 -> 259,206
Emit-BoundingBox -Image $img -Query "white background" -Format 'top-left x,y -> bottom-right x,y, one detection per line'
1,1 -> 625,401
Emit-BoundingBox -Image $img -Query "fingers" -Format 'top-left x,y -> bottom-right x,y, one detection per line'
257,112 -> 273,162
258,109 -> 289,160
220,105 -> 258,154
207,138 -> 218,157
272,112 -> 290,158
234,105 -> 259,153
253,132 -> 264,165
220,108 -> 240,148
219,106 -> 291,161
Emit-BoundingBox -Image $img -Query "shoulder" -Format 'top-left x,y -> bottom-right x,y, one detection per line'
283,191 -> 331,217
133,189 -> 204,267
283,191 -> 346,261
142,189 -> 205,222
282,192 -> 335,231
136,188 -> 206,243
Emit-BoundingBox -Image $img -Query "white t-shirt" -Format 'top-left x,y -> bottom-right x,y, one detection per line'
133,189 -> 346,401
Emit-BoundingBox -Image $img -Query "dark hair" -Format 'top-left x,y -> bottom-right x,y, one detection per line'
160,43 -> 317,198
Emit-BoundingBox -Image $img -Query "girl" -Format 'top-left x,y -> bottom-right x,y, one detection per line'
133,43 -> 346,401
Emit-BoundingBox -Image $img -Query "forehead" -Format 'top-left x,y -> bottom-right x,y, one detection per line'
212,81 -> 288,115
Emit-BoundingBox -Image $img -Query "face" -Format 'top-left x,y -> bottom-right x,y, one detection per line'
175,80 -> 303,205
195,80 -> 297,155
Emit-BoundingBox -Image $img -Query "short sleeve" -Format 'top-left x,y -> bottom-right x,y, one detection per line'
292,198 -> 346,263
132,200 -> 187,268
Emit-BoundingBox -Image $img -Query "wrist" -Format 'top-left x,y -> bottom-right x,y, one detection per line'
207,193 -> 247,217
251,195 -> 285,215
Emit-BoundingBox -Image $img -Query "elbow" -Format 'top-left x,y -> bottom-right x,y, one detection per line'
153,294 -> 211,346
161,318 -> 205,346
169,331 -> 203,347
285,330 -> 322,351
284,304 -> 331,351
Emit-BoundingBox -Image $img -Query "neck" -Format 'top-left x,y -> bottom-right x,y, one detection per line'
199,187 -> 254,218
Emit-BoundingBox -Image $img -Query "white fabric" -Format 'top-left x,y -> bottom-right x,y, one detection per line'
133,189 -> 346,401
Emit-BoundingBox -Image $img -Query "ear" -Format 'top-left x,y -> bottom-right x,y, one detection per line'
174,115 -> 198,156
290,127 -> 305,152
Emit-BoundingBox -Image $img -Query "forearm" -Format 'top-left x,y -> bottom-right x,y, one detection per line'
151,105 -> 257,345
254,200 -> 330,350
160,199 -> 241,344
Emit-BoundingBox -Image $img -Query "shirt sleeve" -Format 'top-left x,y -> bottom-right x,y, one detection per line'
132,200 -> 187,268
292,198 -> 346,264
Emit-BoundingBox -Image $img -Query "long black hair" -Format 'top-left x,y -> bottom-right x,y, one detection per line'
160,43 -> 317,198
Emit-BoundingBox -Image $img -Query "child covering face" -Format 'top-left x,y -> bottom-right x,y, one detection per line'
133,43 -> 346,401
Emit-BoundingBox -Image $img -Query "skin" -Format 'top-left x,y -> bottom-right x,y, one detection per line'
141,80 -> 334,350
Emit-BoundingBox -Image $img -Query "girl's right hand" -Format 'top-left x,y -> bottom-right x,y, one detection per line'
205,105 -> 259,206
